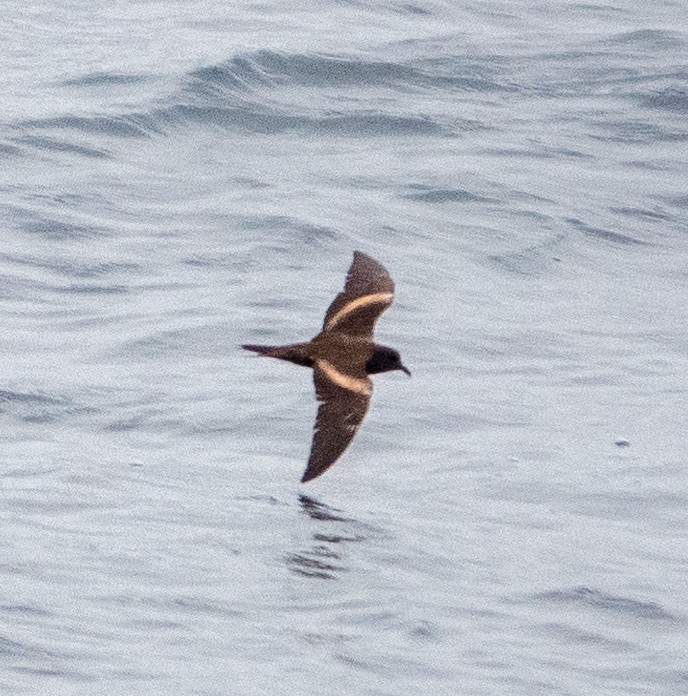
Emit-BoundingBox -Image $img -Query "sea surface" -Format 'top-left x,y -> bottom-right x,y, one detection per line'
2,1 -> 687,694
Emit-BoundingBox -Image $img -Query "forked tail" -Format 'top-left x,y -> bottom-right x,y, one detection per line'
241,342 -> 314,368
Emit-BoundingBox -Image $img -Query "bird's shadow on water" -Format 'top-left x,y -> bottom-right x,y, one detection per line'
284,494 -> 368,580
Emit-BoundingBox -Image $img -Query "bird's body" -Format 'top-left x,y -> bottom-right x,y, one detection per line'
243,334 -> 389,378
242,251 -> 409,483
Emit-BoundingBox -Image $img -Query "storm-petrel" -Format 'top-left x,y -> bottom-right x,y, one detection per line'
242,251 -> 410,483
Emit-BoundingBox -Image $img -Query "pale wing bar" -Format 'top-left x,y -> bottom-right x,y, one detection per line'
324,292 -> 394,332
318,359 -> 372,396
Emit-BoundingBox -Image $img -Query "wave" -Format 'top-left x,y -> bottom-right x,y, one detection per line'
186,50 -> 505,94
9,42 -> 686,157
4,204 -> 108,241
598,29 -> 687,51
12,49 -> 505,146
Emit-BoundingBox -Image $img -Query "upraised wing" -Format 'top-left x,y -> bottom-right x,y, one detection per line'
300,359 -> 372,483
321,251 -> 394,337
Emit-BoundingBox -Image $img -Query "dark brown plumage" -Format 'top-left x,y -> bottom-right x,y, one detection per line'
242,251 -> 410,483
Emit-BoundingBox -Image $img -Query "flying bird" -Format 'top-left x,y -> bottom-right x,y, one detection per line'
242,251 -> 410,483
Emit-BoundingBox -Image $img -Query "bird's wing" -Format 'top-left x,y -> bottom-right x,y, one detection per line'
322,251 -> 394,337
300,360 -> 372,483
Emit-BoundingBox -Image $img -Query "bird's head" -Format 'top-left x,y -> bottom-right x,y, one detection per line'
367,346 -> 411,376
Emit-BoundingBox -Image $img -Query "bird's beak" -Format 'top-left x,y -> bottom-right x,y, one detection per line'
400,364 -> 411,377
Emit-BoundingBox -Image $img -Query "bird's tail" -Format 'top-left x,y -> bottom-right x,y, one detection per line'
241,342 -> 314,368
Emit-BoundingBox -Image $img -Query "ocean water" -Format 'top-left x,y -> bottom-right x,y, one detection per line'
2,1 -> 687,694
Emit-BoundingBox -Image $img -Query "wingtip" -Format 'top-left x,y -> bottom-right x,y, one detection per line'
300,470 -> 317,484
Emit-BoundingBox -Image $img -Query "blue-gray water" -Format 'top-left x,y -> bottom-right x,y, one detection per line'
2,1 -> 687,694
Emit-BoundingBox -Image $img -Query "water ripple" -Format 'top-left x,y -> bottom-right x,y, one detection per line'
567,217 -> 647,246
62,72 -> 153,87
531,587 -> 677,621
